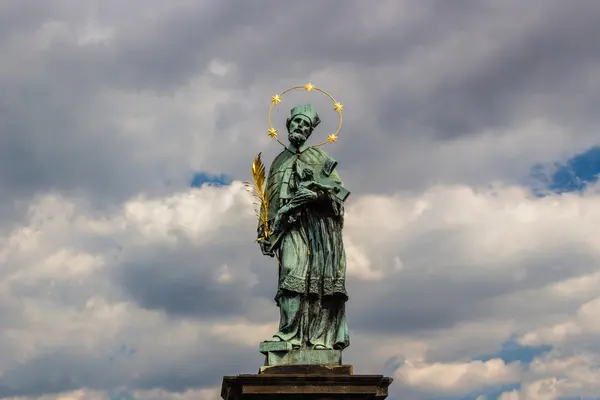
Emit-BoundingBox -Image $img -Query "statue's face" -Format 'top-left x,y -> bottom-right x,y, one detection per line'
288,116 -> 312,147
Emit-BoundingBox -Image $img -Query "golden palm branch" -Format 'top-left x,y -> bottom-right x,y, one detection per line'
244,153 -> 270,240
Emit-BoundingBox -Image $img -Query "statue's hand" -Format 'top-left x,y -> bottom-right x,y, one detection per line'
259,238 -> 275,257
291,186 -> 318,205
272,206 -> 290,235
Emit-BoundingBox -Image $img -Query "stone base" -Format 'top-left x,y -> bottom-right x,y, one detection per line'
263,349 -> 342,367
259,364 -> 353,375
221,364 -> 393,400
259,341 -> 293,353
259,341 -> 342,367
221,365 -> 392,400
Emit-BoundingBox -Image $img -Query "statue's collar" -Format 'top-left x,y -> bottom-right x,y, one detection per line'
287,143 -> 309,154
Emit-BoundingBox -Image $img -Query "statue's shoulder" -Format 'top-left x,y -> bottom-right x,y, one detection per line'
273,149 -> 292,163
302,146 -> 331,164
307,146 -> 329,157
269,149 -> 292,172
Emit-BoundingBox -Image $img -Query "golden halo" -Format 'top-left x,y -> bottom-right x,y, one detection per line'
267,83 -> 344,147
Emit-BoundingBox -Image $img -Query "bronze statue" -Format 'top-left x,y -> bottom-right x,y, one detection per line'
247,84 -> 350,354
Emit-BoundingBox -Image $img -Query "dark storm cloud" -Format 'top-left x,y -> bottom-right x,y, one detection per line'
0,342 -> 260,398
133,346 -> 260,392
0,55 -> 153,219
377,1 -> 600,139
115,243 -> 251,318
1,0 -> 600,213
0,2 -> 62,38
350,243 -> 599,337
110,229 -> 277,321
168,0 -> 600,138
0,1 -> 196,215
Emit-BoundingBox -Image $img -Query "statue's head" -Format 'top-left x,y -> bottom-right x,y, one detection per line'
286,104 -> 321,148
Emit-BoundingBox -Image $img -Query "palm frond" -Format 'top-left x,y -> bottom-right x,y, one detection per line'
246,153 -> 270,239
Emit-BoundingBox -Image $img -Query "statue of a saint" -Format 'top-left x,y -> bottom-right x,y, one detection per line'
257,103 -> 350,351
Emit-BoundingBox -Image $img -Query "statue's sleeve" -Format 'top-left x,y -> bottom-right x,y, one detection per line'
325,166 -> 346,219
313,154 -> 348,220
322,158 -> 350,203
327,166 -> 343,185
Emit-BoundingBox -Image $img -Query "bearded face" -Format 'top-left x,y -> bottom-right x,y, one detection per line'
287,116 -> 312,148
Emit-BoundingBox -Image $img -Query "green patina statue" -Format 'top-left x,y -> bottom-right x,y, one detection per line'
256,103 -> 350,353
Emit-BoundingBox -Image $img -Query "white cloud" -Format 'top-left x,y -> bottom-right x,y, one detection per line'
1,179 -> 600,397
498,378 -> 561,400
520,296 -> 600,347
396,358 -> 521,396
0,387 -> 221,400
77,17 -> 115,46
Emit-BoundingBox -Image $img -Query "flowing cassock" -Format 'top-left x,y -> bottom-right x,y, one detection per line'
260,144 -> 350,350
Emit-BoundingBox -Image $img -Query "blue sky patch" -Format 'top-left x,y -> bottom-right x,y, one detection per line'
474,336 -> 552,364
190,172 -> 231,188
530,146 -> 600,196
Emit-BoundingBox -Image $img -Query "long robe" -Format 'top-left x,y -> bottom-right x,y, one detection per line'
260,144 -> 350,350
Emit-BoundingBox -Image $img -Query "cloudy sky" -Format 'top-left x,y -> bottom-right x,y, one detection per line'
3,1 -> 600,399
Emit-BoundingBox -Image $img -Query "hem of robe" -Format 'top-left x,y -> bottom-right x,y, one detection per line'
276,276 -> 348,298
272,291 -> 350,350
275,290 -> 349,305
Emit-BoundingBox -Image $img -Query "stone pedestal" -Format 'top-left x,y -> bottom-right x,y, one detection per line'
259,341 -> 342,371
221,364 -> 393,400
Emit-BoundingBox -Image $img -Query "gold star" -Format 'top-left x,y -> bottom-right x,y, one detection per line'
327,133 -> 338,143
271,94 -> 281,104
304,82 -> 314,92
268,128 -> 278,138
334,102 -> 344,112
